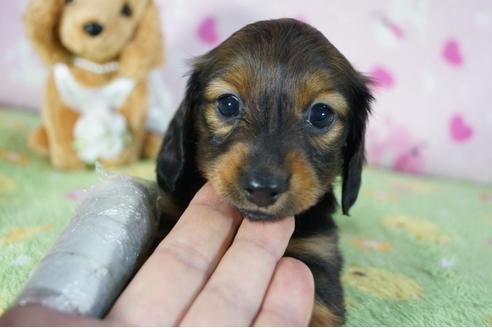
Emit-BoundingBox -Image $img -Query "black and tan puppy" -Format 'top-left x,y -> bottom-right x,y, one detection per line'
156,18 -> 372,326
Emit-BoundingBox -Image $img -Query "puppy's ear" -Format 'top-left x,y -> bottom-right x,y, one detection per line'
119,1 -> 164,80
24,0 -> 70,65
341,73 -> 373,215
156,69 -> 201,195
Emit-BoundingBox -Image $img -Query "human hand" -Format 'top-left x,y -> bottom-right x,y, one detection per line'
1,183 -> 314,326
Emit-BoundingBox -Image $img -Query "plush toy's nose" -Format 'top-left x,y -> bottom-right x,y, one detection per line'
83,22 -> 104,37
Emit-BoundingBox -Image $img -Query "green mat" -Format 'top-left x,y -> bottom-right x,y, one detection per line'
1,108 -> 491,326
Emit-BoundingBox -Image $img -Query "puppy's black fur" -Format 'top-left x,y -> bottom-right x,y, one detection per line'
157,18 -> 372,326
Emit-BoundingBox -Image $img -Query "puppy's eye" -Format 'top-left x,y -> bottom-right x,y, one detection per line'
217,94 -> 241,118
306,103 -> 336,130
121,3 -> 133,17
65,0 -> 74,4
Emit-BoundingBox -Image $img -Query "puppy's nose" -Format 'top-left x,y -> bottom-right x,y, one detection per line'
83,22 -> 104,37
241,173 -> 288,207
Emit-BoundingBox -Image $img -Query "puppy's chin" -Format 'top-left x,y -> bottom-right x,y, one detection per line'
221,189 -> 310,221
238,208 -> 279,221
237,208 -> 294,221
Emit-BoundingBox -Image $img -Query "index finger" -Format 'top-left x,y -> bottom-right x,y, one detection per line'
108,183 -> 242,326
180,216 -> 295,326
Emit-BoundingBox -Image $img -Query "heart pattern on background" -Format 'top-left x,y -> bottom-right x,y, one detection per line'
370,66 -> 395,89
442,39 -> 464,67
450,114 -> 474,142
197,16 -> 218,45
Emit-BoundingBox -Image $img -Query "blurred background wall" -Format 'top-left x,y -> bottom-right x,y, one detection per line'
0,0 -> 491,183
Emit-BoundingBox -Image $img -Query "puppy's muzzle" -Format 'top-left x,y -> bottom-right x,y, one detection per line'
83,22 -> 104,37
240,171 -> 289,207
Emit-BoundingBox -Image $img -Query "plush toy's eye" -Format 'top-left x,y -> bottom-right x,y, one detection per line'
121,3 -> 133,17
217,94 -> 241,118
306,103 -> 336,130
65,0 -> 74,5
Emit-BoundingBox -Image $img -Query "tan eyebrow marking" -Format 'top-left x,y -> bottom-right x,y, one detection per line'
297,71 -> 346,114
204,79 -> 239,101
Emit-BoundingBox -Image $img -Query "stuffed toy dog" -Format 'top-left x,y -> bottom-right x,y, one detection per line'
25,0 -> 170,169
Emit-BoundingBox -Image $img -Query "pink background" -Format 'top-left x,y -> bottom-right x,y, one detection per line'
0,0 -> 491,184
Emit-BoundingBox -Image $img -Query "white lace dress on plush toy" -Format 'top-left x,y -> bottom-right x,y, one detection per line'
53,58 -> 173,164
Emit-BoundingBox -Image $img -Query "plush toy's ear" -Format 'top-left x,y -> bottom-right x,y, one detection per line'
341,73 -> 373,215
156,68 -> 202,200
24,0 -> 71,65
119,1 -> 164,80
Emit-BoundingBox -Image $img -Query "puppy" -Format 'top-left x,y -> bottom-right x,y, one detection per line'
157,18 -> 372,326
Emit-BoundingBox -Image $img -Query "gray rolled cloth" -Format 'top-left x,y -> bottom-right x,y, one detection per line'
15,173 -> 166,317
